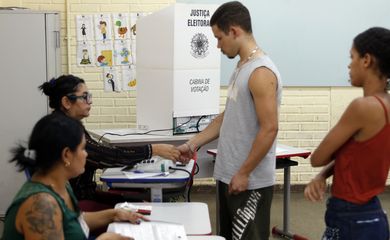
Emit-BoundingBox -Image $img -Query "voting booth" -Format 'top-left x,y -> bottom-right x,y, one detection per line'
136,3 -> 220,135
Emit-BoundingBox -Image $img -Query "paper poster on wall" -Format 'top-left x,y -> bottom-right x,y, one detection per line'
114,40 -> 132,65
103,67 -> 120,92
77,41 -> 95,66
131,39 -> 137,65
129,13 -> 138,40
96,40 -> 113,67
94,14 -> 113,41
113,13 -> 130,40
138,12 -> 151,19
121,65 -> 136,91
76,15 -> 94,41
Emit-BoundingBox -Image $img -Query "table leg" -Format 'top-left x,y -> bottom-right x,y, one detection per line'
216,181 -> 220,235
283,166 -> 290,233
272,165 -> 294,239
151,187 -> 163,202
272,165 -> 308,240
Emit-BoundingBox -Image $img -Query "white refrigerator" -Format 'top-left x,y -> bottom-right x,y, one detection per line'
0,10 -> 61,217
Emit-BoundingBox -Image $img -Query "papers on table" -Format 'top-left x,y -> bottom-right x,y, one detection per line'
112,202 -> 187,239
123,171 -> 168,179
276,146 -> 289,154
107,221 -> 188,240
102,167 -> 169,179
209,145 -> 291,156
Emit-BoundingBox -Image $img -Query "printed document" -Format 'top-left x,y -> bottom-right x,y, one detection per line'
107,221 -> 188,240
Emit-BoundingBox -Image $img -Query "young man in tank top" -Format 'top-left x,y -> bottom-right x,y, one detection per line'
178,1 -> 282,239
304,27 -> 390,239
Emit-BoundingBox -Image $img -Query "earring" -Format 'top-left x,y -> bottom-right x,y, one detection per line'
386,78 -> 390,90
65,161 -> 71,167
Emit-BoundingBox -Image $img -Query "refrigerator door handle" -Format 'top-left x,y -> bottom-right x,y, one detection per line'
55,31 -> 60,48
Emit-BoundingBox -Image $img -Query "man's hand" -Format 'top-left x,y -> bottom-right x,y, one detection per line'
229,172 -> 249,195
177,142 -> 196,164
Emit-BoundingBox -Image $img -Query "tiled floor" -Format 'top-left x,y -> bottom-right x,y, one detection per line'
191,186 -> 390,239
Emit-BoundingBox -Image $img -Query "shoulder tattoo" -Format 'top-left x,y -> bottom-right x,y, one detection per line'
25,193 -> 63,239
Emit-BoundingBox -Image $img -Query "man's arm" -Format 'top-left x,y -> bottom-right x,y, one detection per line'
229,67 -> 279,194
178,112 -> 224,163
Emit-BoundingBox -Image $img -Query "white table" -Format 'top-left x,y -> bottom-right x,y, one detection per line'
188,236 -> 225,240
88,128 -> 194,145
100,160 -> 195,202
108,202 -> 212,236
88,128 -> 218,178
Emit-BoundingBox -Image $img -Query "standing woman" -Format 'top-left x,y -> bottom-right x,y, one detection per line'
38,75 -> 180,203
304,27 -> 390,239
3,114 -> 147,240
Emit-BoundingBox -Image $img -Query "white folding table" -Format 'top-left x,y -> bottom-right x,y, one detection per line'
100,160 -> 195,202
107,202 -> 212,236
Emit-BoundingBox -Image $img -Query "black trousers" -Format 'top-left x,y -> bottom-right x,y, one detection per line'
217,181 -> 274,240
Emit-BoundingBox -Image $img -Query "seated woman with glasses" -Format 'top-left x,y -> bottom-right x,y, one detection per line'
3,113 -> 147,240
38,75 -> 181,206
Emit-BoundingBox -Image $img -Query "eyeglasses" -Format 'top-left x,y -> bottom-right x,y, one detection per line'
67,92 -> 92,104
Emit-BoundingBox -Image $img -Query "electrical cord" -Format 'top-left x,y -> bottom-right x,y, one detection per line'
195,115 -> 207,133
169,167 -> 191,176
97,117 -> 193,143
169,166 -> 193,202
194,162 -> 200,175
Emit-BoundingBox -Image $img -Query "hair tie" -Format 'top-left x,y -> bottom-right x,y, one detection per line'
49,78 -> 56,86
24,149 -> 36,161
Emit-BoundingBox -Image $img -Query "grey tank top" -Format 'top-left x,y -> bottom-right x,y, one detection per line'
214,54 -> 282,189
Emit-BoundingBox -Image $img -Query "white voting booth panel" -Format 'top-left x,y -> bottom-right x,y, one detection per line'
136,3 -> 220,135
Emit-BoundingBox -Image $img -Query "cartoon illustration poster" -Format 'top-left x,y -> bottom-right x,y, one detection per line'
96,40 -> 113,67
76,15 -> 94,41
129,13 -> 139,40
114,40 -> 132,66
113,13 -> 130,40
131,39 -> 137,65
103,67 -> 120,92
122,65 -> 136,91
77,42 -> 95,66
94,14 -> 112,41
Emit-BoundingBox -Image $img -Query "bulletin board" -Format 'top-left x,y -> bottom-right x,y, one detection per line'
178,0 -> 390,86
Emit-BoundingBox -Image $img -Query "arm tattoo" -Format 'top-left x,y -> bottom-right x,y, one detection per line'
25,194 -> 63,239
